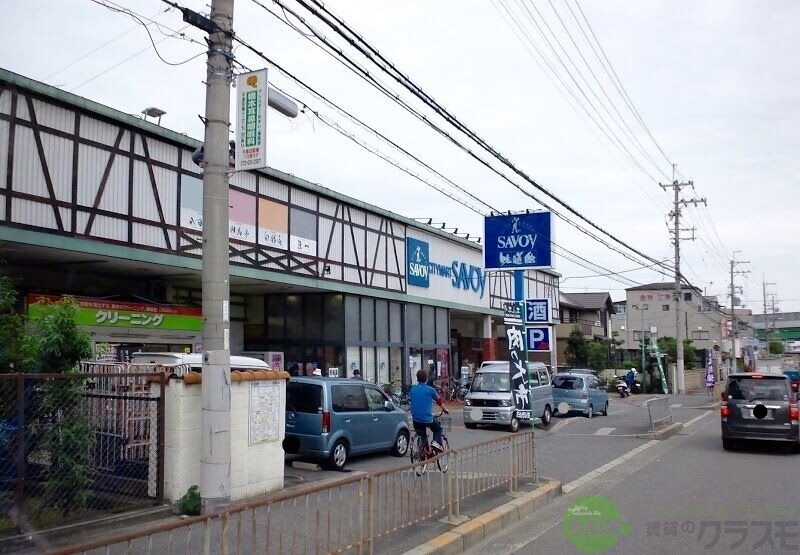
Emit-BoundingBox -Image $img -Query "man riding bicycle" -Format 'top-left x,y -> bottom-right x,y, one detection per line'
409,369 -> 449,452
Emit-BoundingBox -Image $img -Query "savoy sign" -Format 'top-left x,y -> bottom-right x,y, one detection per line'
483,212 -> 553,271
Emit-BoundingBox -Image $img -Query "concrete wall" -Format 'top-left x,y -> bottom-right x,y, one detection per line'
158,373 -> 287,504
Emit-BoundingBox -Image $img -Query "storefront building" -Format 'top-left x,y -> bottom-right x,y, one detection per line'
0,68 -> 560,385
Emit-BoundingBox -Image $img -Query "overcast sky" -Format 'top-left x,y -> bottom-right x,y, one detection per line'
3,0 -> 798,313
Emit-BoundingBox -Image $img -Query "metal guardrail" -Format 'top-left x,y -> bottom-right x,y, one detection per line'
644,396 -> 673,431
50,432 -> 537,555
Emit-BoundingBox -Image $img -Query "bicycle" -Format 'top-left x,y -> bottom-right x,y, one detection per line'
385,380 -> 411,411
409,409 -> 450,476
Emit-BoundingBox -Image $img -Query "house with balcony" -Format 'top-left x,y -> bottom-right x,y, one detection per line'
555,292 -> 615,366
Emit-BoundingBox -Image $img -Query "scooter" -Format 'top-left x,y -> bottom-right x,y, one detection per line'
630,380 -> 643,394
616,379 -> 630,398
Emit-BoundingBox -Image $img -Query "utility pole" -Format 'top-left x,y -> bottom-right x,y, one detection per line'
730,252 -> 750,374
660,166 -> 705,394
174,0 -> 236,514
762,277 -> 775,356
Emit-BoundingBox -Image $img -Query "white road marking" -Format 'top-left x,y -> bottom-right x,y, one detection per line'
684,410 -> 715,428
594,427 -> 615,435
561,440 -> 659,494
670,403 -> 682,408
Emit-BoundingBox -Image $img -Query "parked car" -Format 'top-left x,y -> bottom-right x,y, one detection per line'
463,361 -> 554,432
551,372 -> 609,418
782,369 -> 800,393
721,372 -> 799,451
282,376 -> 410,470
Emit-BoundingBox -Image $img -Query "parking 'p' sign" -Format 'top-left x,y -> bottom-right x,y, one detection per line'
526,326 -> 552,352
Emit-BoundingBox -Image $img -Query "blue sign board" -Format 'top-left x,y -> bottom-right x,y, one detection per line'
525,298 -> 551,324
407,237 -> 430,287
526,326 -> 552,352
483,212 -> 552,271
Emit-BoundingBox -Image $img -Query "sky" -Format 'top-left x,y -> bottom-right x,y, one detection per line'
2,0 -> 798,313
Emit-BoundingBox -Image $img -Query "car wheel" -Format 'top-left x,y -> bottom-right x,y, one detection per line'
541,405 -> 552,426
465,423 -> 478,429
509,417 -> 520,433
328,439 -> 349,470
602,401 -> 609,416
586,405 -> 593,419
722,438 -> 734,451
391,430 -> 409,457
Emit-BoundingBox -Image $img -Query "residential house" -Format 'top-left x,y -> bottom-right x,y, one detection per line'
556,292 -> 615,367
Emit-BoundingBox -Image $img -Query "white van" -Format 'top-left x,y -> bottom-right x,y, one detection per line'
129,352 -> 270,372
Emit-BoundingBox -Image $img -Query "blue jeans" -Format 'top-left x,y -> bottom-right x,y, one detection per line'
413,420 -> 443,446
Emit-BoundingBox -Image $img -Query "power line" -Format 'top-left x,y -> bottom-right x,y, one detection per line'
270,0 -> 676,279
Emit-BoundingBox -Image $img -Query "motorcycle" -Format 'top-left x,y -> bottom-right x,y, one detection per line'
616,379 -> 630,398
631,380 -> 643,394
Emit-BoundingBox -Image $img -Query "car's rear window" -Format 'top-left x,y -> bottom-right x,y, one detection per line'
552,376 -> 584,390
286,382 -> 323,413
727,377 -> 789,401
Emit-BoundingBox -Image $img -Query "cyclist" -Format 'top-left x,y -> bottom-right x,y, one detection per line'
410,369 -> 449,452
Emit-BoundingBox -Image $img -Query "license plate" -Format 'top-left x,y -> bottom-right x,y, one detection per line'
516,410 -> 531,420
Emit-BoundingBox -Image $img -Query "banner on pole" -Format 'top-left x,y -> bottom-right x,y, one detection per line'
235,69 -> 268,171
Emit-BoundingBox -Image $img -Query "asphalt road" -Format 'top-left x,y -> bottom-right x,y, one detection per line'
464,406 -> 800,554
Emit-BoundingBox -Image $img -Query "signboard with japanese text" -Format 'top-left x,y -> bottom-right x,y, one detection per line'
235,69 -> 268,171
27,295 -> 202,332
258,198 -> 288,250
248,381 -> 281,445
506,323 -> 531,421
179,176 -> 203,232
483,212 -> 552,271
229,189 -> 257,244
526,326 -> 552,352
525,298 -> 552,324
503,300 -> 523,324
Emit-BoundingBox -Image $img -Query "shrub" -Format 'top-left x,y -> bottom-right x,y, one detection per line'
178,485 -> 201,516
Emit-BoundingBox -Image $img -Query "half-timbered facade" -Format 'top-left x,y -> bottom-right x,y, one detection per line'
0,68 -> 559,385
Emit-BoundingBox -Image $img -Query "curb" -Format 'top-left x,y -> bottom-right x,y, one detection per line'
634,421 -> 684,440
401,478 -> 562,555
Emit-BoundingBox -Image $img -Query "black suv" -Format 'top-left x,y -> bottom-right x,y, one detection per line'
721,373 -> 799,451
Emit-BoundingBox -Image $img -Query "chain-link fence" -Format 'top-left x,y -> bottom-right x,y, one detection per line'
0,372 -> 164,536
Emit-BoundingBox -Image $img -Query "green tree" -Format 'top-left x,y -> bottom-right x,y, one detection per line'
28,296 -> 94,517
564,327 -> 588,367
657,336 -> 677,362
769,341 -> 785,355
0,275 -> 38,373
587,341 -> 608,371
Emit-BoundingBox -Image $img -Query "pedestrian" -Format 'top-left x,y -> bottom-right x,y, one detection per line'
705,369 -> 715,396
625,368 -> 635,389
351,369 -> 361,379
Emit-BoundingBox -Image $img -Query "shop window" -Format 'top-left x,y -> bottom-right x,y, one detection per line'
436,307 -> 449,345
323,294 -> 344,341
266,296 -> 285,340
361,298 -> 375,342
421,305 -> 436,344
389,302 -> 402,343
304,294 -> 323,340
375,299 -> 389,342
407,304 -> 421,344
346,345 -> 361,377
286,295 -> 303,337
363,347 -> 376,381
376,347 -> 390,386
345,296 -> 360,341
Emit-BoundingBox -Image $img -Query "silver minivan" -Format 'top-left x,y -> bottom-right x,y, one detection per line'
463,361 -> 554,432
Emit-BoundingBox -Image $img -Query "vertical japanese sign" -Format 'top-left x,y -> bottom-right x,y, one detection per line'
504,301 -> 530,421
235,69 -> 268,171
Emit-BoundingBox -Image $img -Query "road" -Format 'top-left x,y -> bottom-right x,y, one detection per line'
464,405 -> 800,554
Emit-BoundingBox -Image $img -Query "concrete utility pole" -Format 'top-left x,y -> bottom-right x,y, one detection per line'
660,167 -> 705,394
200,0 -> 235,513
729,252 -> 750,374
762,277 -> 775,354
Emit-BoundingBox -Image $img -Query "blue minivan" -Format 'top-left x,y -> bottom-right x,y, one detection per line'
552,371 -> 609,418
282,376 -> 410,470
